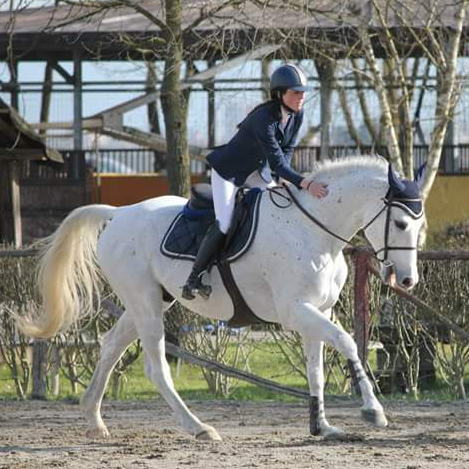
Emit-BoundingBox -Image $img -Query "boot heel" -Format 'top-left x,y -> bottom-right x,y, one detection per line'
181,285 -> 197,300
181,221 -> 225,302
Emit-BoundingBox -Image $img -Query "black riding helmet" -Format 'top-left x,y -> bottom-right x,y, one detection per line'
270,63 -> 312,99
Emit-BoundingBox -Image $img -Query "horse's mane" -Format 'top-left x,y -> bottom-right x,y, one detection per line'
306,155 -> 388,182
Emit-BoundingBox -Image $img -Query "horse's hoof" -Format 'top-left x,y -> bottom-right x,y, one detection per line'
196,427 -> 222,441
321,425 -> 346,439
85,425 -> 110,439
361,408 -> 388,428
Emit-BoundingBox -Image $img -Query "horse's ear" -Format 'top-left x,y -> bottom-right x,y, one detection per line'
414,163 -> 427,189
388,164 -> 406,193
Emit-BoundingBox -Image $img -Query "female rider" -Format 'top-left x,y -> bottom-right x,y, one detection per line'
182,63 -> 329,300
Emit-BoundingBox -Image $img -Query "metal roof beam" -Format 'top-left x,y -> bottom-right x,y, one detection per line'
100,126 -> 208,162
51,61 -> 74,85
93,44 -> 281,130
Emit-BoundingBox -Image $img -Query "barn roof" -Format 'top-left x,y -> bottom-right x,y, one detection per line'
0,1 -> 467,61
0,98 -> 63,163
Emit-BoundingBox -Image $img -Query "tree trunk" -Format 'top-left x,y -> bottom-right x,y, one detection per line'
315,59 -> 335,160
261,58 -> 271,102
50,345 -> 61,396
358,24 -> 402,171
0,160 -> 22,247
373,0 -> 414,177
160,0 -> 191,197
351,58 -> 379,145
40,60 -> 53,139
421,1 -> 468,201
457,376 -> 466,400
146,61 -> 166,172
338,86 -> 364,147
206,59 -> 216,149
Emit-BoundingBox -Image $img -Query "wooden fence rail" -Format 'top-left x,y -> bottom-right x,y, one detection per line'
347,248 -> 469,374
1,248 -> 469,399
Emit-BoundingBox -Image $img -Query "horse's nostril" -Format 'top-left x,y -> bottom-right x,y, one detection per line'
402,277 -> 414,288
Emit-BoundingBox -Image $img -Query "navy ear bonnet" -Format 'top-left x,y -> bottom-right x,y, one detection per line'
387,164 -> 424,218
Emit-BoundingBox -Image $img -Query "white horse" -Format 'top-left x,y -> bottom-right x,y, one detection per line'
20,156 -> 424,440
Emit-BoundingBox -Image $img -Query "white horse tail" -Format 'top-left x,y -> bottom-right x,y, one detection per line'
19,204 -> 116,339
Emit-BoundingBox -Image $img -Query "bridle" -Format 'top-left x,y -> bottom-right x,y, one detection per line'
373,196 -> 424,264
270,184 -> 423,265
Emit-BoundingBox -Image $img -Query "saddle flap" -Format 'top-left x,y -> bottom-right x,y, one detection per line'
160,186 -> 262,264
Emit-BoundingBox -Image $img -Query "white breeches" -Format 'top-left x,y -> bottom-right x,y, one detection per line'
211,169 -> 275,234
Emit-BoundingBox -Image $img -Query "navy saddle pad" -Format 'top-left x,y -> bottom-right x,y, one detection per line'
160,183 -> 262,263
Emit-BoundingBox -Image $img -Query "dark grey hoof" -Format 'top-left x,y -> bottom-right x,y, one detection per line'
361,408 -> 388,428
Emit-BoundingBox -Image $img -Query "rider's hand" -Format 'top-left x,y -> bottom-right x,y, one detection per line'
301,179 -> 329,198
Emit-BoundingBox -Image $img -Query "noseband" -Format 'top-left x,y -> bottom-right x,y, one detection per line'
276,184 -> 423,265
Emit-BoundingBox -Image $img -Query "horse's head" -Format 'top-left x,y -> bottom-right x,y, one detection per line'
363,164 -> 425,290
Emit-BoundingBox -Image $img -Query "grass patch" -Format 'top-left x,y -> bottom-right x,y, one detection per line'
1,340 -> 467,402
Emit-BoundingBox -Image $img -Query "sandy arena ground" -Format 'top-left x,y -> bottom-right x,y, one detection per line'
0,398 -> 468,469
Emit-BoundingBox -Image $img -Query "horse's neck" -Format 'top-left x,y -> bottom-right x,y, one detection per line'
291,173 -> 387,252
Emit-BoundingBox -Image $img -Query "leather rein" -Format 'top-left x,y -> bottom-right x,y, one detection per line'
268,183 -> 423,265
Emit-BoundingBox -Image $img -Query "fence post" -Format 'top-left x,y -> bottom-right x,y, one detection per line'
347,251 -> 371,394
354,251 -> 370,366
31,339 -> 48,400
50,345 -> 61,397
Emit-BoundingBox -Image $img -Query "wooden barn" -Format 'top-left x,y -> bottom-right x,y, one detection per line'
0,97 -> 63,247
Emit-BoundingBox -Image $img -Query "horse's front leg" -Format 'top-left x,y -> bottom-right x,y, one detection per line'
302,337 -> 345,437
285,301 -> 388,431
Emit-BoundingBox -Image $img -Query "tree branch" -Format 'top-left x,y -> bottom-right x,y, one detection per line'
422,0 -> 468,200
357,23 -> 402,170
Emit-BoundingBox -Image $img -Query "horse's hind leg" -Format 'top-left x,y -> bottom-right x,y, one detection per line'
125,286 -> 222,441
302,338 -> 345,437
81,311 -> 138,438
285,302 -> 388,431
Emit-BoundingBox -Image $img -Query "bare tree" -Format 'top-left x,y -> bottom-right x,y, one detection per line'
157,0 -> 191,196
8,0 -> 262,196
353,0 -> 468,189
8,0 -> 466,206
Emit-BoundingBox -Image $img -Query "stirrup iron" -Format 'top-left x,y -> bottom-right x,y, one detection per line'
181,276 -> 212,300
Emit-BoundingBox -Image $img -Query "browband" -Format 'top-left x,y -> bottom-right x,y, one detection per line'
383,198 -> 424,220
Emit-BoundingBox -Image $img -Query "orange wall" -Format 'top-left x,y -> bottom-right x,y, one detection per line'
92,174 -> 205,206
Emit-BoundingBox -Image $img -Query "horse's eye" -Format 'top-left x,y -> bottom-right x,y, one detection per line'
394,220 -> 408,230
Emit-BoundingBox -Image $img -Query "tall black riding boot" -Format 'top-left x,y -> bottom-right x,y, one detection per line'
181,222 -> 225,300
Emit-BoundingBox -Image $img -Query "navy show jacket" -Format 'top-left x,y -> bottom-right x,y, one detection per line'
206,100 -> 304,188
